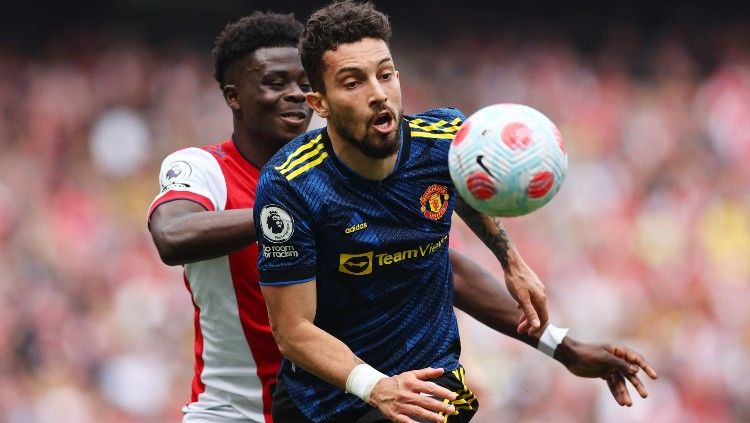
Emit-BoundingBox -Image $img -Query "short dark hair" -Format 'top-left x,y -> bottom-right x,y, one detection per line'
299,1 -> 392,93
212,11 -> 303,88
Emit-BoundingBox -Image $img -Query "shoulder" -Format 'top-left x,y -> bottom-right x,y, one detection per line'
261,128 -> 327,184
159,147 -> 223,185
405,107 -> 466,143
410,107 -> 467,123
162,146 -> 217,165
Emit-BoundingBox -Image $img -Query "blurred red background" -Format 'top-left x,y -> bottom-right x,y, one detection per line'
1,1 -> 748,422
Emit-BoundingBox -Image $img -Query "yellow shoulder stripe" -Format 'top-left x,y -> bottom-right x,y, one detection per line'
278,143 -> 325,176
286,152 -> 329,181
275,134 -> 322,172
407,116 -> 463,140
410,132 -> 456,139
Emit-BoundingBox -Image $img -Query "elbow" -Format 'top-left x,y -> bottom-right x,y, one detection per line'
150,228 -> 185,266
268,319 -> 296,358
159,251 -> 183,267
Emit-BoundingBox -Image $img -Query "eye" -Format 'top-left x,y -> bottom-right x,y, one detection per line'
300,83 -> 312,93
380,72 -> 393,81
344,80 -> 360,89
265,80 -> 286,89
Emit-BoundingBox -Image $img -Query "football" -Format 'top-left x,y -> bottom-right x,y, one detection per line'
448,103 -> 568,216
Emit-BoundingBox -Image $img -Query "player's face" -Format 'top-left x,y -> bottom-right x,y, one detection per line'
235,47 -> 312,146
313,37 -> 403,159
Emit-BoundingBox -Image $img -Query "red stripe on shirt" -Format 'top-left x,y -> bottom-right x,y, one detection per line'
183,273 -> 207,403
221,140 -> 279,423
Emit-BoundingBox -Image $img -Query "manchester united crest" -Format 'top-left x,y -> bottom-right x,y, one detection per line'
420,184 -> 449,220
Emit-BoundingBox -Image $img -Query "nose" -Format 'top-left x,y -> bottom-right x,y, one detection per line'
283,83 -> 306,103
368,78 -> 387,107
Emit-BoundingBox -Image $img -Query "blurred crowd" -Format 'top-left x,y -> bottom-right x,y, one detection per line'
0,23 -> 749,423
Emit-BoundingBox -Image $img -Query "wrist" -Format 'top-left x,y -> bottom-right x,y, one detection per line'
552,335 -> 578,367
537,323 -> 569,358
345,363 -> 387,403
502,247 -> 523,273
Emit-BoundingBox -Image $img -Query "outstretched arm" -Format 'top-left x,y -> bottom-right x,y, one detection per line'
454,198 -> 548,335
149,200 -> 255,265
450,249 -> 658,406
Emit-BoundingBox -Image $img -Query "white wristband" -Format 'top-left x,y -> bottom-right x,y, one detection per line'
537,324 -> 569,357
345,363 -> 387,403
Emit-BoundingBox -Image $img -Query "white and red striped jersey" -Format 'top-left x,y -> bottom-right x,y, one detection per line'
149,139 -> 280,423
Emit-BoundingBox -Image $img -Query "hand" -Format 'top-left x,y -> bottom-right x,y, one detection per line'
503,258 -> 548,336
556,337 -> 659,406
368,368 -> 457,423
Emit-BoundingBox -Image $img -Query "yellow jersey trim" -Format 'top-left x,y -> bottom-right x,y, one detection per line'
275,134 -> 322,172
286,152 -> 329,181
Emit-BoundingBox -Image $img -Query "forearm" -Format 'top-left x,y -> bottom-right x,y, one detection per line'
273,318 -> 364,389
454,198 -> 518,271
261,282 -> 370,391
451,250 -> 537,347
151,209 -> 255,265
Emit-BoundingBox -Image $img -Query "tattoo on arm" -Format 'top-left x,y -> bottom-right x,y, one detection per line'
455,197 -> 511,270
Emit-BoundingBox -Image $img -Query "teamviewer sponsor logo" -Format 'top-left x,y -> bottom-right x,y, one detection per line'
339,252 -> 373,275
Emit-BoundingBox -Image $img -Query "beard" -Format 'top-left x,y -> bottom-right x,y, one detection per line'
328,105 -> 403,160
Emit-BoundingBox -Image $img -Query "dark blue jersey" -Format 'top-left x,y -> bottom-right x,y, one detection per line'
254,108 -> 466,422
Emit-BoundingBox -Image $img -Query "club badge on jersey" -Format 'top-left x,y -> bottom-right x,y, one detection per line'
420,184 -> 450,220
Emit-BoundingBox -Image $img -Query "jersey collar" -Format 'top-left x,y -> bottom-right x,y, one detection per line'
319,119 -> 412,184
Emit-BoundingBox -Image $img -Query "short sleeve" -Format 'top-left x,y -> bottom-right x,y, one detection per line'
147,148 -> 227,221
254,169 -> 317,285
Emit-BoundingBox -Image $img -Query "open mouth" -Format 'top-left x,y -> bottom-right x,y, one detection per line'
371,110 -> 395,134
279,110 -> 308,122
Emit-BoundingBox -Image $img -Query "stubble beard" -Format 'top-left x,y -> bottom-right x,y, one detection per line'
329,107 -> 403,160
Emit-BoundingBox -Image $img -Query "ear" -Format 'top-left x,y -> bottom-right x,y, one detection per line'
223,84 -> 240,110
306,92 -> 329,118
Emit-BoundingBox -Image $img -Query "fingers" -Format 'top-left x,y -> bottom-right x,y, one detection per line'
516,309 -> 530,334
605,373 -> 633,407
602,349 -> 641,376
516,289 -> 541,332
606,345 -> 659,379
528,286 -> 548,336
393,402 -> 448,423
417,380 -> 457,402
381,369 -> 457,423
624,372 -> 649,398
411,367 -> 447,382
411,395 -> 456,418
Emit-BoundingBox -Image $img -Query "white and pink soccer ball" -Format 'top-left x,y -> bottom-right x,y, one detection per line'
448,104 -> 568,217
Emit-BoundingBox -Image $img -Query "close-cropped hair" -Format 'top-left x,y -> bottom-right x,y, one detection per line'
299,0 -> 392,93
212,11 -> 303,88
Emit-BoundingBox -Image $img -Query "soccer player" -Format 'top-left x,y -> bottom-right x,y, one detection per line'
148,13 -> 311,422
149,9 -> 656,423
253,2 -> 655,422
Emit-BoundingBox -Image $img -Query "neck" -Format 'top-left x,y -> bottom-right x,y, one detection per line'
233,117 -> 280,169
326,128 -> 399,181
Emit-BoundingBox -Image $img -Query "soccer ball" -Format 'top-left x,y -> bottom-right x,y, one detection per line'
448,104 -> 568,217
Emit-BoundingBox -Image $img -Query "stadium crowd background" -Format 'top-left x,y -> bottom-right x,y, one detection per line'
1,1 -> 749,422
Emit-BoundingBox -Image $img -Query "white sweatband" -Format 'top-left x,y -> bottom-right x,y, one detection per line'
537,324 -> 569,357
345,364 -> 387,403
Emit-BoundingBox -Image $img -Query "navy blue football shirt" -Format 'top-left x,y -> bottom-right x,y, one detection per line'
254,108 -> 466,422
